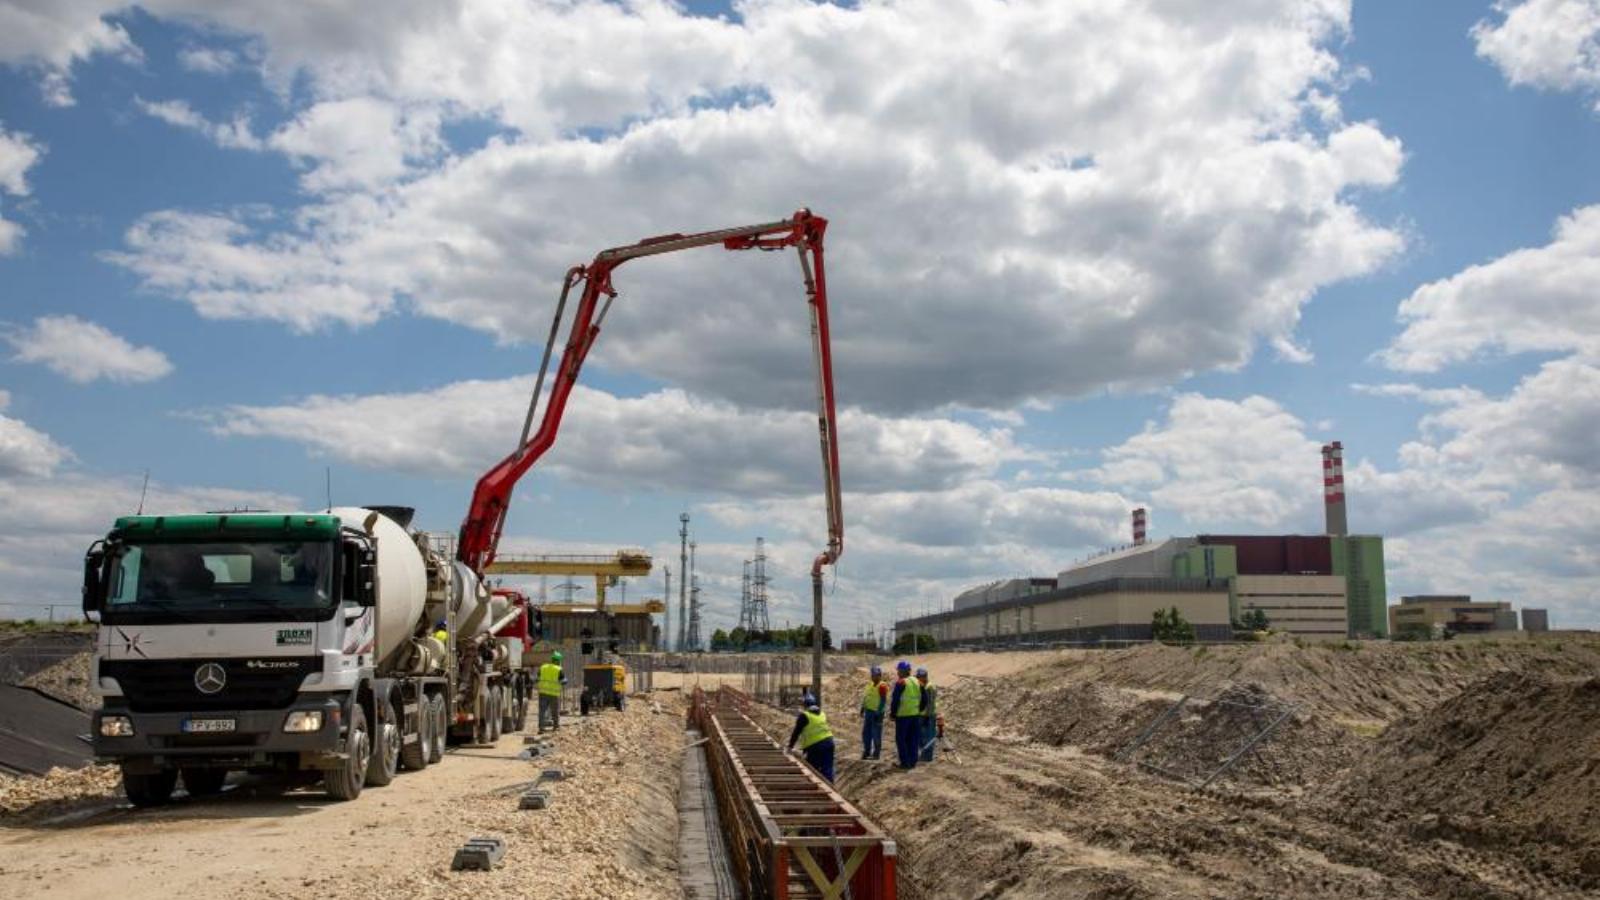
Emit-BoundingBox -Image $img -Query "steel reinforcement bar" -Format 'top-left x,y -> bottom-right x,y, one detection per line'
689,686 -> 897,900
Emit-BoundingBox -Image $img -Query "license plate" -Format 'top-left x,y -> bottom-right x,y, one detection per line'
182,718 -> 237,733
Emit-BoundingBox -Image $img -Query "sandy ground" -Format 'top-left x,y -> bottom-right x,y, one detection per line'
0,696 -> 689,900
744,641 -> 1600,899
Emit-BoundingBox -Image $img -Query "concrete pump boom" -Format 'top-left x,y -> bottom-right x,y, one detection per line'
456,210 -> 843,693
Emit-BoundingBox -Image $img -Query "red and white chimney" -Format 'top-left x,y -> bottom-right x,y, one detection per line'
1322,442 -> 1347,536
1132,507 -> 1147,546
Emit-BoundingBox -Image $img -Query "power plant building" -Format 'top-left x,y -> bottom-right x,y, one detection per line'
895,440 -> 1389,646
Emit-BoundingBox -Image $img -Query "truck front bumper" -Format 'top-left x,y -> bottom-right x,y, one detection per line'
93,694 -> 349,772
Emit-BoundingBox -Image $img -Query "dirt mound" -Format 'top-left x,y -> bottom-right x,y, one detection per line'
1325,671 -> 1600,888
944,679 -> 1167,754
20,652 -> 97,711
0,764 -> 120,821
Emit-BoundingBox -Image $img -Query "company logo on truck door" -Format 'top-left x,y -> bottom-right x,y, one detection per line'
276,628 -> 313,646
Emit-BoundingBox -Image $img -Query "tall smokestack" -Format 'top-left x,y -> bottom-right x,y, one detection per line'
1322,442 -> 1348,536
1132,507 -> 1147,546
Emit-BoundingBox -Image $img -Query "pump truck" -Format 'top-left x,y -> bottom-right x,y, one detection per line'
81,210 -> 843,804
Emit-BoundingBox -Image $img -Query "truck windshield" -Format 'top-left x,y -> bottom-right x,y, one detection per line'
103,541 -> 336,623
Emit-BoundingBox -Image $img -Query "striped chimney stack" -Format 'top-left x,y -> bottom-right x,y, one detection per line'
1321,441 -> 1348,536
1132,507 -> 1147,546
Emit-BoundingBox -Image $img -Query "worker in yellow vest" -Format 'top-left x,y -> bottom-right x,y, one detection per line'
859,665 -> 888,760
888,660 -> 925,769
786,692 -> 835,782
432,619 -> 448,645
537,650 -> 565,733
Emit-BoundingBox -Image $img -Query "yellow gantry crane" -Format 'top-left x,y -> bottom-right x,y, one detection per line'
485,551 -> 663,615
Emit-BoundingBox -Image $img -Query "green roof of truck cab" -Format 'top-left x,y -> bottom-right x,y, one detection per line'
110,513 -> 341,541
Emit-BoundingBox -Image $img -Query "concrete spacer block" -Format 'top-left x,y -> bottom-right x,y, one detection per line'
450,836 -> 506,871
518,790 -> 551,810
539,768 -> 566,783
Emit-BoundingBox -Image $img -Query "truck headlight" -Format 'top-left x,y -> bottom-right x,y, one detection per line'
283,710 -> 324,733
99,715 -> 135,737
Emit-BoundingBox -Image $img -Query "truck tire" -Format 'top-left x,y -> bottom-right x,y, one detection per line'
181,768 -> 227,797
324,704 -> 370,801
123,766 -> 177,807
486,689 -> 502,743
501,685 -> 518,734
427,695 -> 447,764
367,701 -> 400,787
400,697 -> 430,772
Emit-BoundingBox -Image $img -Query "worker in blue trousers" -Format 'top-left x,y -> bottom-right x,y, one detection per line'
786,692 -> 836,782
860,665 -> 888,760
887,660 -> 925,769
916,667 -> 938,763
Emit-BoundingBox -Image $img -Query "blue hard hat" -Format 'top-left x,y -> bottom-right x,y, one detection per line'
435,619 -> 447,629
915,667 -> 928,678
869,665 -> 883,677
802,692 -> 818,710
895,660 -> 912,673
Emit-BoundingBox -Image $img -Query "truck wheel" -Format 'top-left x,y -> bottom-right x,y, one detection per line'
181,768 -> 227,797
486,690 -> 502,743
324,704 -> 369,801
501,686 -> 518,734
123,766 -> 177,807
366,703 -> 400,787
400,698 -> 430,772
427,695 -> 447,764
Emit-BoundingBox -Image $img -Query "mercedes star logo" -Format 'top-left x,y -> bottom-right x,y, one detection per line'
194,662 -> 227,695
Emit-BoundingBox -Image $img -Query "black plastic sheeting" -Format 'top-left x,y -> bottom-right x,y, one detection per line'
0,684 -> 92,776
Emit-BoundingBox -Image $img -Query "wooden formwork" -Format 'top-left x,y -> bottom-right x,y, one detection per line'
689,686 -> 897,900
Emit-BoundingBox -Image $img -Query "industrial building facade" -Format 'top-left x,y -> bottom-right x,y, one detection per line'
899,577 -> 1233,646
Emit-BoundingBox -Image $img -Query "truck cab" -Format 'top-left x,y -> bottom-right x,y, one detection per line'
81,512 -> 428,805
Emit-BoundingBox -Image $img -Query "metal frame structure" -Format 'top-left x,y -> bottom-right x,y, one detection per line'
1115,686 -> 1299,790
690,686 -> 897,899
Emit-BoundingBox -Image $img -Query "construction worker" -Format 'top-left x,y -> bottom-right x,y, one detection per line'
537,650 -> 565,733
432,619 -> 448,645
786,692 -> 836,782
887,660 -> 924,770
859,665 -> 888,760
916,667 -> 937,763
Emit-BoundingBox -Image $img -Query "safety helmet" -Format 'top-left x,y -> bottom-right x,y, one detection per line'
435,619 -> 447,630
869,665 -> 883,677
552,650 -> 563,662
802,692 -> 819,710
895,660 -> 912,673
915,667 -> 928,678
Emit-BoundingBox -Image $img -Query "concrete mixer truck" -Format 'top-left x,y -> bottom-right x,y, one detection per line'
80,505 -> 528,804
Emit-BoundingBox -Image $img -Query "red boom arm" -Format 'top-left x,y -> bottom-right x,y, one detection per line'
457,210 -> 844,581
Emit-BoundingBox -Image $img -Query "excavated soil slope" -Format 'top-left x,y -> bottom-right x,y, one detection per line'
1323,671 -> 1600,889
782,640 -> 1600,899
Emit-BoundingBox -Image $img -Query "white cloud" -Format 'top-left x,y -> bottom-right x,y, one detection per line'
177,45 -> 240,74
204,375 -> 1031,496
0,123 -> 43,255
1382,204 -> 1600,371
135,97 -> 263,151
5,315 -> 174,383
0,0 -> 137,106
97,0 -> 1403,414
0,409 -> 70,478
1473,0 -> 1600,110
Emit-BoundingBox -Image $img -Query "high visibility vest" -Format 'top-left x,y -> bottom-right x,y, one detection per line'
919,683 -> 936,718
862,681 -> 884,713
896,678 -> 922,717
799,711 -> 833,749
538,663 -> 563,697
432,629 -> 448,644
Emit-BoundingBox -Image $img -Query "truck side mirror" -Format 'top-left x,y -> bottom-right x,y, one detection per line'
356,549 -> 378,607
82,541 -> 107,616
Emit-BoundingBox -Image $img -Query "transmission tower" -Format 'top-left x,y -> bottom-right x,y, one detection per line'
662,564 -> 672,653
677,512 -> 689,652
687,574 -> 703,651
750,536 -> 771,634
738,559 -> 753,632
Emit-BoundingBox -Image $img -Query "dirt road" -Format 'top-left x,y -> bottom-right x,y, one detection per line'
0,697 -> 688,900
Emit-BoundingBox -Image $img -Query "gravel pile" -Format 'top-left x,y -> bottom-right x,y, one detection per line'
0,764 -> 121,820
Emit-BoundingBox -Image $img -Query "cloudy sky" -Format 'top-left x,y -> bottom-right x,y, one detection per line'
1,0 -> 1596,636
